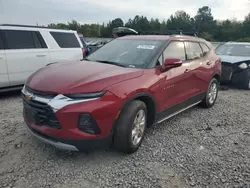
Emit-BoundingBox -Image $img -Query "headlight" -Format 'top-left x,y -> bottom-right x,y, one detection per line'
238,63 -> 248,69
64,91 -> 106,99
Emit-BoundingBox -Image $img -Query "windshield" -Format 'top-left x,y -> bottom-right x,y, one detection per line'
85,39 -> 165,68
216,44 -> 250,57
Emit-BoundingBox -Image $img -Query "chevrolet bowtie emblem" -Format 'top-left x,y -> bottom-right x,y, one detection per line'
25,94 -> 33,100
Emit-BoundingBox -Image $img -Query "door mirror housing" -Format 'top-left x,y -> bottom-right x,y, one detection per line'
161,58 -> 183,71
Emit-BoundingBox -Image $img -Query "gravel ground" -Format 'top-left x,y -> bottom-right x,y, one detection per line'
0,89 -> 250,188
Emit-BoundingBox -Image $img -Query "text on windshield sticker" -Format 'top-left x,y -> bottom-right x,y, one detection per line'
137,45 -> 155,49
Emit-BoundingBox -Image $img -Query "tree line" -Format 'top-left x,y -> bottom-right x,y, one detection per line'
47,6 -> 250,42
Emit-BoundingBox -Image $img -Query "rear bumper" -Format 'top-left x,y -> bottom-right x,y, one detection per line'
25,122 -> 113,151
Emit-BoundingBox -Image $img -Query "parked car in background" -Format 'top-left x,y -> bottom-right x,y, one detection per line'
215,42 -> 250,89
0,24 -> 84,92
79,36 -> 90,56
22,32 -> 221,154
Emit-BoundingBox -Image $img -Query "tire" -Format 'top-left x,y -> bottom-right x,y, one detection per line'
113,100 -> 147,153
200,78 -> 219,108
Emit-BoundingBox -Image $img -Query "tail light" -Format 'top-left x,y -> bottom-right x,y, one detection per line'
82,48 -> 86,58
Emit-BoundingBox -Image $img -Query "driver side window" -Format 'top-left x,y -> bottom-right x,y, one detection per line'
163,41 -> 186,61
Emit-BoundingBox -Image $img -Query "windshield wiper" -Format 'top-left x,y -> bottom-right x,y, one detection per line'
94,60 -> 127,67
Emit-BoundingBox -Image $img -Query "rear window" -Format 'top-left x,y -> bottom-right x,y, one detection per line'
86,39 -> 165,68
5,30 -> 35,49
50,32 -> 80,48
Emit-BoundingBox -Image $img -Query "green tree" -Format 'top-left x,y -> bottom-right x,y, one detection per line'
167,10 -> 194,31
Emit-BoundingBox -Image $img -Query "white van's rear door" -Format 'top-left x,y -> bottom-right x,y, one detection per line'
44,30 -> 83,62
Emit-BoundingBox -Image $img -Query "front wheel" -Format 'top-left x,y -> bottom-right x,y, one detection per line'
200,78 -> 219,108
113,100 -> 147,153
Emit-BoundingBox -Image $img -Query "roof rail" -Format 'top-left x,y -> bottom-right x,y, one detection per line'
0,24 -> 70,30
139,29 -> 198,36
112,27 -> 199,38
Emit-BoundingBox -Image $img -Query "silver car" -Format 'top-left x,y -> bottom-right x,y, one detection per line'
215,42 -> 250,90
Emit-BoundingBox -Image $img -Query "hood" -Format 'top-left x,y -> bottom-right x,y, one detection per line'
218,55 -> 250,64
27,61 -> 143,94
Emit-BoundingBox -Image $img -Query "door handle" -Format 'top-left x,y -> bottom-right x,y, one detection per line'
206,61 -> 212,65
36,54 -> 46,57
0,57 -> 3,59
184,69 -> 190,73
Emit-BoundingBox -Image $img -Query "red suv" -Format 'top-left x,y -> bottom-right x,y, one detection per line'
22,34 -> 221,153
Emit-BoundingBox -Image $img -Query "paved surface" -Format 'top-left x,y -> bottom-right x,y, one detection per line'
0,89 -> 250,188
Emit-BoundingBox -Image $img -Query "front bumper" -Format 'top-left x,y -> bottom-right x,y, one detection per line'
21,85 -> 123,150
25,122 -> 113,151
221,63 -> 250,85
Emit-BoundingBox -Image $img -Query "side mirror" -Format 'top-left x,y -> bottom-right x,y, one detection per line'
161,58 -> 183,71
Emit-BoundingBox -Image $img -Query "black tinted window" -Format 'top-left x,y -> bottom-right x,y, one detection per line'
185,42 -> 203,60
200,43 -> 210,56
0,32 -> 3,49
32,31 -> 47,48
5,30 -> 36,49
50,32 -> 80,48
163,41 -> 186,61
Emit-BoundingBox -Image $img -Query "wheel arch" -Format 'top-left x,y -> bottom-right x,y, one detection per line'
212,72 -> 221,83
121,92 -> 157,127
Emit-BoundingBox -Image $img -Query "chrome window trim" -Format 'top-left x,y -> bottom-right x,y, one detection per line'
21,85 -> 98,112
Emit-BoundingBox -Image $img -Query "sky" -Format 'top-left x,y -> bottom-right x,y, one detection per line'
0,0 -> 250,26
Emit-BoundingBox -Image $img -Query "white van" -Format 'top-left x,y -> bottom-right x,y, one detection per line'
0,24 -> 84,92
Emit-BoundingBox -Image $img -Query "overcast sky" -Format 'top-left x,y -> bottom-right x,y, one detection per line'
1,0 -> 250,26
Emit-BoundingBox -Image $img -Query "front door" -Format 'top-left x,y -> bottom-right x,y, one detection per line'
159,41 -> 192,114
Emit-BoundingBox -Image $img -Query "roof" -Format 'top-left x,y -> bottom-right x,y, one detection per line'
119,34 -> 205,42
0,24 -> 76,32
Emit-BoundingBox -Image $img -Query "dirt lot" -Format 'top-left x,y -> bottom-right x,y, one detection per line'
0,89 -> 250,188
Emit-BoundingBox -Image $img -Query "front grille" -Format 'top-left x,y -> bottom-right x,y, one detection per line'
22,94 -> 61,129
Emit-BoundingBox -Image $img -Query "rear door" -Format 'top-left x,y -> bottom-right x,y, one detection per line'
4,29 -> 50,86
0,30 -> 10,88
199,42 -> 215,91
184,41 -> 204,95
48,31 -> 83,62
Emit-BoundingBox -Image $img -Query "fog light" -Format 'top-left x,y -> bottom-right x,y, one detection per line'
78,114 -> 100,134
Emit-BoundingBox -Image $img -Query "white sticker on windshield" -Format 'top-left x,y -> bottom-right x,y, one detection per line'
137,45 -> 155,49
245,46 -> 250,48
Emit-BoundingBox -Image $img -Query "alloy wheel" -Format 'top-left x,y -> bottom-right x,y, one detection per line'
131,109 -> 146,146
208,82 -> 218,104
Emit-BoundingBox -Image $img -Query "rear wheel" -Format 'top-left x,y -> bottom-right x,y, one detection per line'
113,100 -> 147,153
200,78 -> 219,108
